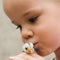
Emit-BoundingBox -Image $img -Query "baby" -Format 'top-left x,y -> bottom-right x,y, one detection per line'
3,0 -> 60,60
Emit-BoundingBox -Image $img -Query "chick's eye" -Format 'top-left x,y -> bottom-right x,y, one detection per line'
16,25 -> 22,30
25,47 -> 28,50
28,16 -> 38,24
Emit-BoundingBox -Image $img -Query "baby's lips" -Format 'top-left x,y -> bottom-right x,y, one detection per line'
33,42 -> 38,48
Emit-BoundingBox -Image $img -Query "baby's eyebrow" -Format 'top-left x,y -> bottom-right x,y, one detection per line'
22,8 -> 35,17
22,8 -> 42,17
22,11 -> 31,17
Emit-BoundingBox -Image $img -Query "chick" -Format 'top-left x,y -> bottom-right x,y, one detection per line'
22,42 -> 34,54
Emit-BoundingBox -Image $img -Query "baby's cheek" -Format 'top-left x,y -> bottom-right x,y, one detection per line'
36,27 -> 48,41
36,27 -> 53,44
34,23 -> 60,48
37,29 -> 60,51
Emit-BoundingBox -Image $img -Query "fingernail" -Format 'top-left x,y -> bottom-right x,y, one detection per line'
9,57 -> 15,60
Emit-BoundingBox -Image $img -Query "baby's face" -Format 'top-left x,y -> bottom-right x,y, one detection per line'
3,0 -> 60,56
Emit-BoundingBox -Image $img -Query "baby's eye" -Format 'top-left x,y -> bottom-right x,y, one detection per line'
16,25 -> 22,30
28,16 -> 38,24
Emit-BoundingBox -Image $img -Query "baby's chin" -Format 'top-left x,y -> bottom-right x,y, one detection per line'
35,49 -> 52,56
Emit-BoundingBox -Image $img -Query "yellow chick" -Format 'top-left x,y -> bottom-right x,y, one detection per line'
22,42 -> 34,54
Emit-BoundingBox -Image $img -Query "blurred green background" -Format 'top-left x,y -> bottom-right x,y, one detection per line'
0,0 -> 55,60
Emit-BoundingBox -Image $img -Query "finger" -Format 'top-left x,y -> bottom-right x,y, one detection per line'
9,53 -> 32,60
9,56 -> 15,60
21,52 -> 42,59
23,52 -> 44,60
29,52 -> 44,60
29,52 -> 40,57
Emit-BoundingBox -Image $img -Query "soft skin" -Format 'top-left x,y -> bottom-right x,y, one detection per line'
3,0 -> 60,60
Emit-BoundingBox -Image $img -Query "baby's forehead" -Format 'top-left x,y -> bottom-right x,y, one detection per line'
4,0 -> 42,15
4,0 -> 36,11
4,0 -> 54,19
4,0 -> 54,9
4,0 -> 46,7
5,0 -> 36,6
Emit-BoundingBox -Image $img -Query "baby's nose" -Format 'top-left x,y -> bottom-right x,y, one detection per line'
21,28 -> 33,40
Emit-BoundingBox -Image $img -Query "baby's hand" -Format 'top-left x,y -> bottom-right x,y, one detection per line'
9,52 -> 45,60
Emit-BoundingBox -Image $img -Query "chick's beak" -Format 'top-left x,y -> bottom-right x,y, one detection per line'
27,48 -> 33,54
